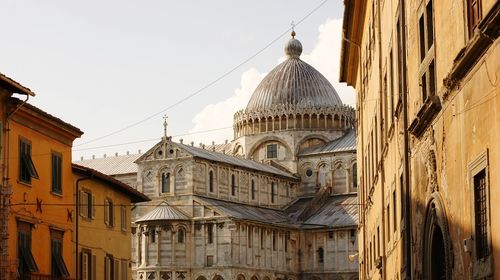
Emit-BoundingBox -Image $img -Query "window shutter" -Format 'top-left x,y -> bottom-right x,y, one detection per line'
82,252 -> 88,280
113,259 -> 119,280
79,191 -> 85,217
104,200 -> 109,226
91,255 -> 96,280
91,195 -> 96,219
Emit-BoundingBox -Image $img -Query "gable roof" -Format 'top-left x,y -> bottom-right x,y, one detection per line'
302,194 -> 358,228
76,153 -> 141,175
72,164 -> 150,203
138,139 -> 298,180
299,129 -> 356,156
135,201 -> 189,223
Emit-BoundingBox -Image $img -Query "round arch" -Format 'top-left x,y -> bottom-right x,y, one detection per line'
196,277 -> 208,280
422,193 -> 452,280
295,134 -> 330,155
236,274 -> 246,280
246,136 -> 292,160
213,275 -> 225,280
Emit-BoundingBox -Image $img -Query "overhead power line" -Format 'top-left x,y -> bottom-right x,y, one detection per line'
75,0 -> 331,147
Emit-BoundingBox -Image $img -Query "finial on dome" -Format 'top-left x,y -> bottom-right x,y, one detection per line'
291,21 -> 296,38
285,34 -> 302,58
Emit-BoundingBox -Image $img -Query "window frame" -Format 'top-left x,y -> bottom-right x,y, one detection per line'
466,0 -> 482,38
51,152 -> 63,194
104,198 -> 114,227
161,172 -> 171,194
79,189 -> 95,220
266,143 -> 278,159
51,229 -> 69,278
120,205 -> 127,232
468,149 -> 493,278
17,221 -> 38,276
19,138 -> 39,184
208,170 -> 214,193
417,0 -> 436,104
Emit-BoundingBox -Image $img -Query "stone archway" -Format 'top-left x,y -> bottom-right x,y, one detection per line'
236,274 -> 245,280
423,193 -> 452,280
213,275 -> 224,280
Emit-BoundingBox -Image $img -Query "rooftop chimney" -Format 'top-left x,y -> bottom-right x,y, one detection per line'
138,149 -> 141,154
103,154 -> 106,158
126,151 -> 130,155
115,152 -> 118,157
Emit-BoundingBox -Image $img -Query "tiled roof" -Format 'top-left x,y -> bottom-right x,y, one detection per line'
195,196 -> 292,226
299,129 -> 356,156
76,153 -> 141,175
135,201 -> 189,223
0,72 -> 36,96
175,142 -> 297,180
72,164 -> 150,203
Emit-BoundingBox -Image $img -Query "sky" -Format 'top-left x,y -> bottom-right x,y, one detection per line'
0,0 -> 353,160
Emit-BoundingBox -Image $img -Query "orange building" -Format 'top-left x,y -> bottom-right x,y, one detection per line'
0,73 -> 83,279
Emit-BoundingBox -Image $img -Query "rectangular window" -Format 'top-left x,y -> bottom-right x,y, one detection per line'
80,250 -> 93,280
251,180 -> 256,200
104,255 -> 114,280
121,206 -> 127,232
389,50 -> 395,120
17,222 -> 38,277
418,0 -> 436,102
51,153 -> 62,194
469,150 -> 492,278
474,169 -> 489,259
272,231 -> 277,251
79,190 -> 94,219
248,226 -> 252,248
285,232 -> 290,253
393,190 -> 397,234
387,204 -> 391,243
104,199 -> 114,227
207,224 -> 214,244
19,139 -> 39,183
467,0 -> 482,36
260,229 -> 265,249
206,255 -> 214,267
271,182 -> 277,204
51,230 -> 69,278
266,144 -> 278,159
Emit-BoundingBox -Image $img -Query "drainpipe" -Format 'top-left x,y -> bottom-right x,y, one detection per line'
75,176 -> 90,280
0,94 -> 29,280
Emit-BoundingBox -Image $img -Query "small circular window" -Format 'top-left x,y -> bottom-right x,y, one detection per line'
157,150 -> 163,156
306,169 -> 313,177
169,149 -> 174,154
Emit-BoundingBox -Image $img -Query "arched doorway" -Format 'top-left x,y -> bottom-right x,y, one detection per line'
423,194 -> 452,280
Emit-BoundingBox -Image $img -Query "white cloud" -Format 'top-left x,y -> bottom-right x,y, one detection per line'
187,18 -> 354,144
181,68 -> 266,144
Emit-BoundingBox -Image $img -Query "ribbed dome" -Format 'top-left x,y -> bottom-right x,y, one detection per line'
246,35 -> 342,111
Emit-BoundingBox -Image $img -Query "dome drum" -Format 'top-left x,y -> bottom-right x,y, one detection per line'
233,104 -> 355,138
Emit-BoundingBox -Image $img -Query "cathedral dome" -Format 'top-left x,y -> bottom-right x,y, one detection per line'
246,33 -> 343,112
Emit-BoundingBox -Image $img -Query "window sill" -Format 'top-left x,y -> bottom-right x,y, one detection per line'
17,180 -> 33,188
50,191 -> 63,198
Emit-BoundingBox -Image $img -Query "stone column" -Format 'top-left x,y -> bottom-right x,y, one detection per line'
143,226 -> 149,267
172,229 -> 176,265
137,228 -> 142,267
156,227 -> 161,266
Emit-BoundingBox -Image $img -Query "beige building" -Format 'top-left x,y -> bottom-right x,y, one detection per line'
79,34 -> 359,280
341,0 -> 499,279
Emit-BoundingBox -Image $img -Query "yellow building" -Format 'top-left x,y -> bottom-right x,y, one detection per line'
341,0 -> 499,279
0,73 -> 83,279
72,164 -> 149,280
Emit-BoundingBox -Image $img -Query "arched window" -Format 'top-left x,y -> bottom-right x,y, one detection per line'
352,163 -> 358,188
161,173 -> 170,193
208,171 -> 214,192
207,224 -> 214,244
317,247 -> 324,263
271,182 -> 277,203
231,174 -> 237,196
177,228 -> 185,243
251,180 -> 256,200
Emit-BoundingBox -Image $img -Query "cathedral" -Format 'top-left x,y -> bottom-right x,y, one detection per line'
78,32 -> 358,280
